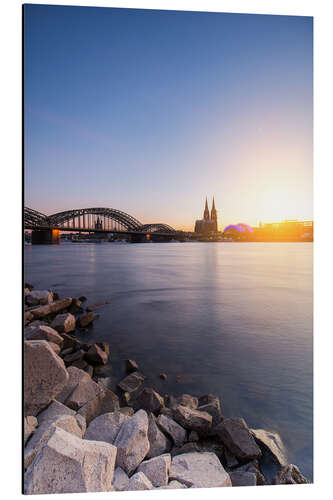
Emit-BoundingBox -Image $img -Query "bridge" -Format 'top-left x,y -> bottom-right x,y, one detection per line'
24,207 -> 179,243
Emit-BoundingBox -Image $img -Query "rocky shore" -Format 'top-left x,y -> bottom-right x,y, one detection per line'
24,284 -> 310,494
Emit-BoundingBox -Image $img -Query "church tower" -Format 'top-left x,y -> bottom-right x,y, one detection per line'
203,197 -> 210,220
211,197 -> 218,232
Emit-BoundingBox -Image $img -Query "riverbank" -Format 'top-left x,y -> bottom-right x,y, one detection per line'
24,283 -> 311,493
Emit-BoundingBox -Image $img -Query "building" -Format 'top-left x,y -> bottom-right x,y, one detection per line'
194,197 -> 219,234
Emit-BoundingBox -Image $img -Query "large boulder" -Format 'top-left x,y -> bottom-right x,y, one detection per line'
50,313 -> 76,333
157,414 -> 186,447
30,297 -> 72,319
274,464 -> 310,484
133,387 -> 164,414
118,371 -> 145,394
215,418 -> 261,461
84,411 -> 130,444
127,472 -> 153,491
24,341 -> 69,416
26,290 -> 53,307
147,413 -> 172,458
56,366 -> 90,404
172,404 -> 212,435
24,427 -> 117,494
77,386 -> 119,425
169,452 -> 231,488
25,325 -> 64,345
114,409 -> 150,475
112,467 -> 129,491
251,428 -> 288,467
137,453 -> 171,487
65,376 -> 101,411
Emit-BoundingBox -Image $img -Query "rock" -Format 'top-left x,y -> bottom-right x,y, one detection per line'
71,359 -> 88,370
198,394 -> 222,426
75,414 -> 87,434
251,428 -> 288,467
84,411 -> 130,443
25,282 -> 33,290
24,414 -> 83,469
26,290 -> 53,306
233,460 -> 265,485
86,302 -> 105,311
78,295 -> 87,302
157,414 -> 186,447
119,406 -> 135,417
64,349 -> 85,365
25,325 -> 64,345
137,453 -> 171,487
189,430 -> 199,442
77,386 -> 119,425
24,311 -> 33,325
112,467 -> 129,491
274,464 -> 310,484
230,471 -> 257,486
126,359 -> 139,373
77,312 -> 97,328
38,400 -> 76,423
24,340 -> 69,416
60,333 -> 81,350
30,297 -> 72,319
56,366 -> 88,404
224,449 -> 238,468
147,413 -> 172,458
24,416 -> 38,445
48,342 -> 61,355
162,480 -> 187,489
160,407 -> 173,418
177,394 -> 198,409
118,371 -> 145,394
114,409 -> 150,475
215,418 -> 262,461
171,442 -> 200,456
69,298 -> 83,314
172,404 -> 212,435
159,373 -> 167,380
65,375 -> 101,411
85,343 -> 108,365
24,427 -> 117,494
50,313 -> 76,333
127,472 -> 153,491
84,364 -> 94,377
169,452 -> 232,488
133,387 -> 165,414
196,436 -> 225,460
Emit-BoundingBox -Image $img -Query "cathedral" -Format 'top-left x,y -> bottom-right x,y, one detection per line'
194,197 -> 218,234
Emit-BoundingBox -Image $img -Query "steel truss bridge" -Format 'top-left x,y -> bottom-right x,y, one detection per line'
24,207 -> 178,236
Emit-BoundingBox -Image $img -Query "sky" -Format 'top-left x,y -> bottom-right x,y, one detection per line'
24,5 -> 313,230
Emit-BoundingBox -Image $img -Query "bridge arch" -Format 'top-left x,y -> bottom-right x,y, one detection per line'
138,223 -> 176,234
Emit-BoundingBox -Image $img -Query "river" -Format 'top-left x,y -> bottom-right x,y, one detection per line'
24,241 -> 313,479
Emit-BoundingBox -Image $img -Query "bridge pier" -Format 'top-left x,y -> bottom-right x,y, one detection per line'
31,229 -> 60,245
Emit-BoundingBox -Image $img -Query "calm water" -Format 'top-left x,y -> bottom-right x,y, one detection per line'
24,242 -> 313,479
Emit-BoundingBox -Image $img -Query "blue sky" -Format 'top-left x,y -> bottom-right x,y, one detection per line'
24,5 -> 313,229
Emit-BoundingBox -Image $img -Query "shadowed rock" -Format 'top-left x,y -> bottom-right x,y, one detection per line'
230,471 -> 257,486
30,298 -> 72,319
215,418 -> 261,461
251,428 -> 288,467
85,343 -> 108,365
26,290 -> 53,307
133,387 -> 165,414
25,325 -> 63,345
172,404 -> 212,435
77,312 -> 98,328
118,371 -> 145,394
50,313 -> 76,333
157,414 -> 186,447
274,464 -> 310,484
147,413 -> 172,458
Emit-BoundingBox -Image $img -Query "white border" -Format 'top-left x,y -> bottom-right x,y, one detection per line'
1,1 -> 332,499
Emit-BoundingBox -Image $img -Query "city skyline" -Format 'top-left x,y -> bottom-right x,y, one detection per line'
24,5 -> 313,230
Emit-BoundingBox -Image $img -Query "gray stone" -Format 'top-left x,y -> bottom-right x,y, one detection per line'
24,427 -> 117,494
24,340 -> 69,416
84,411 -> 130,443
112,467 -> 129,491
75,414 -> 87,434
198,395 -> 222,426
224,449 -> 238,468
169,451 -> 232,488
30,297 -> 72,319
157,414 -> 186,447
274,464 -> 310,484
26,290 -> 53,306
65,376 -> 101,411
133,387 -> 165,413
251,428 -> 288,467
50,313 -> 76,333
77,311 -> 97,328
25,325 -> 64,344
171,442 -> 200,457
172,404 -> 212,435
118,371 -> 145,394
127,472 -> 153,491
137,453 -> 171,487
147,413 -> 171,458
215,418 -> 262,460
37,400 -> 76,424
85,343 -> 108,365
233,460 -> 265,485
77,386 -> 119,424
114,409 -> 150,475
24,416 -> 38,445
24,414 -> 83,469
230,471 -> 257,486
56,366 -> 89,404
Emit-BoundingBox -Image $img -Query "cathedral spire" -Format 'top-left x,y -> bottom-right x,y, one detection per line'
211,196 -> 218,232
204,197 -> 210,220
